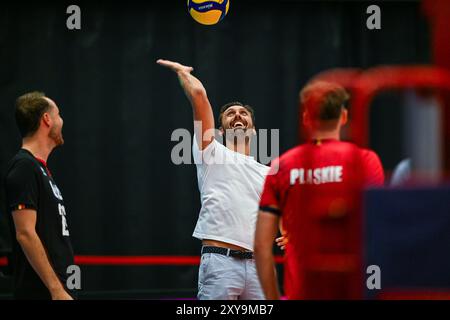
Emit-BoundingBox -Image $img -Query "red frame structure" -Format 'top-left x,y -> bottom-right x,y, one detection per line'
309,65 -> 450,155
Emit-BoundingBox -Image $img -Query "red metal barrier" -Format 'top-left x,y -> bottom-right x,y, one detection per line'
0,255 -> 285,267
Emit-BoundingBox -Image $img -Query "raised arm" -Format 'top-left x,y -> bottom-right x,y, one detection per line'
157,59 -> 215,149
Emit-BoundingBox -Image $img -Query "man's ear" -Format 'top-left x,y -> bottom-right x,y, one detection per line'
219,127 -> 224,136
41,113 -> 52,128
302,111 -> 310,127
340,108 -> 348,126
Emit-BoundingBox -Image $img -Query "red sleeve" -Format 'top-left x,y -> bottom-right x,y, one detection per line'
361,149 -> 385,186
259,159 -> 281,215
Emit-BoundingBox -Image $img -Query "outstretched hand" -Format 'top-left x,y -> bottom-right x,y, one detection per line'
156,59 -> 193,74
156,58 -> 214,149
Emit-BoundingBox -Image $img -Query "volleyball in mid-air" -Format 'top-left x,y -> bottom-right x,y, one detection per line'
187,0 -> 230,25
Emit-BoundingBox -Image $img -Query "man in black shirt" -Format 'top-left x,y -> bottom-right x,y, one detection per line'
4,91 -> 74,300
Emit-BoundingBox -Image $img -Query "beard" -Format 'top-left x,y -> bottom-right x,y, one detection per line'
222,117 -> 255,145
49,125 -> 64,147
223,127 -> 253,145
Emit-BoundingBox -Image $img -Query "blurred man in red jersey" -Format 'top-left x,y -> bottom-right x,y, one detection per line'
254,81 -> 384,300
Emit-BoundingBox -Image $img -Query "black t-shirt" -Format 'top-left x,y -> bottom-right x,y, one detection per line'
4,149 -> 74,299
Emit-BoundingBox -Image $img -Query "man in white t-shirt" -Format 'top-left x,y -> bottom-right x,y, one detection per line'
157,59 -> 280,300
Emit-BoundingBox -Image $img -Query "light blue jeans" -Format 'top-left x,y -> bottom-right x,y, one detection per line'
197,252 -> 265,300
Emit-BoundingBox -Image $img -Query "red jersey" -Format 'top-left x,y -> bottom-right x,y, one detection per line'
259,139 -> 384,299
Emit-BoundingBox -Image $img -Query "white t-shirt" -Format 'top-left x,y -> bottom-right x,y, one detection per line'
192,135 -> 270,251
